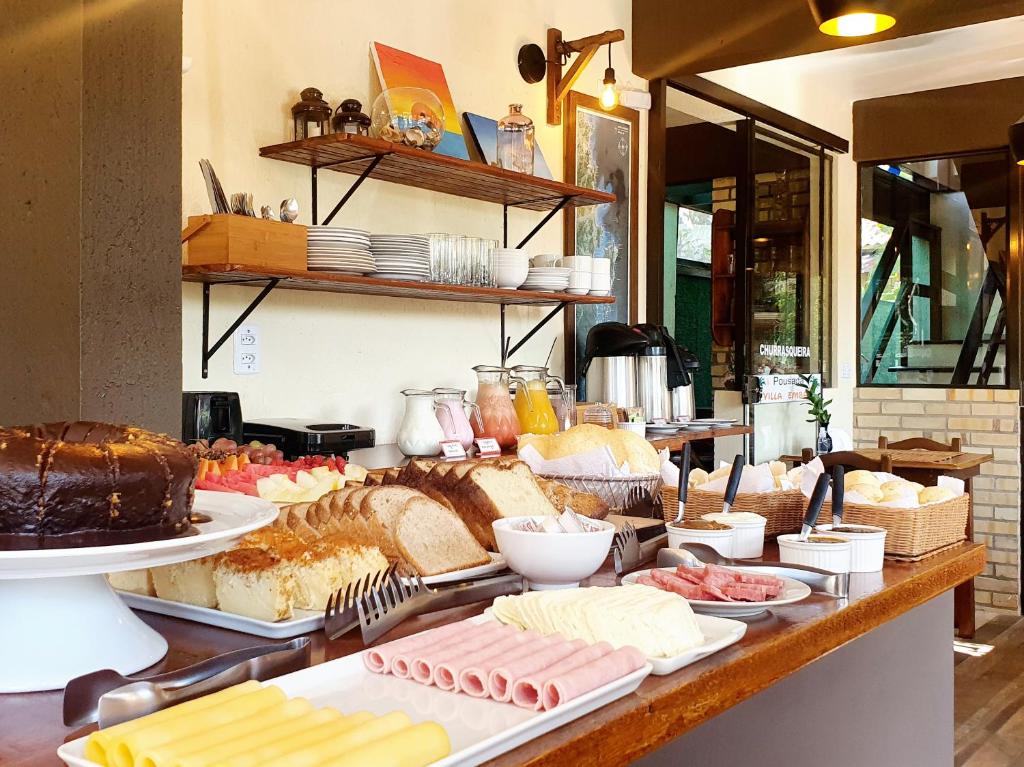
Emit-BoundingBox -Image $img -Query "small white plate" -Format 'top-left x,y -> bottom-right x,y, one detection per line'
646,425 -> 682,435
622,566 -> 812,617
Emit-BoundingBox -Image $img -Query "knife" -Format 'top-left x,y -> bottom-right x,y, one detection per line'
801,472 -> 830,541
831,466 -> 845,528
64,637 -> 310,728
657,544 -> 849,598
721,453 -> 745,514
673,442 -> 691,524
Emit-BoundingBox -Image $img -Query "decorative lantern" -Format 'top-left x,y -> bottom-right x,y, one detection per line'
291,87 -> 332,141
332,98 -> 371,137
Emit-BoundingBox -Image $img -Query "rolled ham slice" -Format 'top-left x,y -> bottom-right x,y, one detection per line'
541,645 -> 647,710
511,642 -> 613,710
363,619 -> 474,675
433,629 -> 538,693
389,622 -> 505,679
486,637 -> 587,702
410,623 -> 512,685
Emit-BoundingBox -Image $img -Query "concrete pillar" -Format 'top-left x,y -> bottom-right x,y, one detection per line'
0,0 -> 182,435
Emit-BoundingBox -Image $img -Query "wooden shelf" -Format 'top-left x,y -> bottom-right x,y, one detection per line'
183,264 -> 616,307
259,133 -> 614,212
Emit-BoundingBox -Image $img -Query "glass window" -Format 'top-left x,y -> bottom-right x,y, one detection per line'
858,152 -> 1010,387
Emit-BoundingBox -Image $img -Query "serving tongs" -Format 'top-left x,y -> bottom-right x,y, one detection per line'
657,543 -> 849,598
355,570 -> 526,645
613,522 -> 642,576
64,637 -> 310,728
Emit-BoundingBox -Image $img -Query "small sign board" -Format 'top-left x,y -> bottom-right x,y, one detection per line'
748,373 -> 820,405
439,440 -> 468,460
474,437 -> 501,458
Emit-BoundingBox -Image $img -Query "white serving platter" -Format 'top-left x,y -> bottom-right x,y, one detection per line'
622,566 -> 812,618
57,636 -> 651,767
484,609 -> 745,676
118,553 -> 508,639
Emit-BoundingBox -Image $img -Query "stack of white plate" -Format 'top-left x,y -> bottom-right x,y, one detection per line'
520,266 -> 571,293
369,234 -> 431,282
307,226 -> 374,274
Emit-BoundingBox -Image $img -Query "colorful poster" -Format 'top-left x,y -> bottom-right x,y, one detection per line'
371,42 -> 469,160
463,112 -> 553,179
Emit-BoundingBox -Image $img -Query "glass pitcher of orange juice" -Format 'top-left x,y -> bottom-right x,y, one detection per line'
510,365 -> 566,435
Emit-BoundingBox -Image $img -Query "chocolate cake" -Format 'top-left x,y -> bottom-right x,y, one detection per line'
0,421 -> 197,550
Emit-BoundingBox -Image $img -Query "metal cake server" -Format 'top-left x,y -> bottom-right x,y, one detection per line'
64,637 -> 310,728
657,543 -> 849,598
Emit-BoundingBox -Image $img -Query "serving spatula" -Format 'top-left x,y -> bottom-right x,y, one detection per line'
64,636 -> 310,728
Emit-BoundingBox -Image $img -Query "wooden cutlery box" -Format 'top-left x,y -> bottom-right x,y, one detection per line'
181,214 -> 307,270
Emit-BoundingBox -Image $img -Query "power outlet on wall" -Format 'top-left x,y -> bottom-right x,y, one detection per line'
233,324 -> 260,375
840,363 -> 853,380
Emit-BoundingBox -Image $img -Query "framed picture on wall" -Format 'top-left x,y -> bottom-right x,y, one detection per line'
563,91 -> 639,392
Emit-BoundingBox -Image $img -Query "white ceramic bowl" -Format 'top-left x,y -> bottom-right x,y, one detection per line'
816,523 -> 886,572
568,271 -> 592,293
559,255 -> 593,271
492,516 -> 615,590
617,422 -> 645,436
495,265 -> 529,289
700,512 -> 767,558
667,522 -> 735,558
493,247 -> 528,258
591,258 -> 612,275
531,254 -> 560,267
777,533 -> 853,574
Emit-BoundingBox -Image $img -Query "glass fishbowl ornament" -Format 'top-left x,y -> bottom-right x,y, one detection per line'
371,87 -> 445,150
496,104 -> 535,174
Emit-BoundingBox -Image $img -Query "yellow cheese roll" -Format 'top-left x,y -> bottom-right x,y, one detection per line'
321,722 -> 451,767
849,483 -> 883,504
844,470 -> 880,488
215,711 -> 375,767
172,708 -> 342,767
109,686 -> 285,767
919,486 -> 956,504
84,681 -> 261,765
248,711 -> 412,767
137,698 -> 312,767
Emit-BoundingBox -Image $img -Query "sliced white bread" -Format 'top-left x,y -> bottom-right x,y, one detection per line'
393,496 -> 491,576
453,463 -> 557,549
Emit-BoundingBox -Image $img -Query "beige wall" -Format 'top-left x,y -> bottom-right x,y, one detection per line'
181,0 -> 646,441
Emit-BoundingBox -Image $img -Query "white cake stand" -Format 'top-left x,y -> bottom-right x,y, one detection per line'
0,490 -> 277,693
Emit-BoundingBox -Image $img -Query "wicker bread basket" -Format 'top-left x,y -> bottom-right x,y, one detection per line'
661,486 -> 805,539
819,493 -> 969,560
540,473 -> 662,518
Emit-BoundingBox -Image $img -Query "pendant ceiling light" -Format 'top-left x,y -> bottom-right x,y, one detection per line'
1011,116 -> 1024,166
808,0 -> 896,37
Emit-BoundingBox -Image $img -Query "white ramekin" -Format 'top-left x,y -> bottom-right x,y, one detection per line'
667,523 -> 735,558
816,524 -> 886,572
777,534 -> 853,574
700,513 -> 767,559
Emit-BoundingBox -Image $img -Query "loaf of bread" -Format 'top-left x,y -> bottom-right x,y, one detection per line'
452,463 -> 557,550
393,496 -> 490,575
536,477 -> 608,518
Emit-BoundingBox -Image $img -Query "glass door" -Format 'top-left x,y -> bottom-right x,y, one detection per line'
745,125 -> 833,463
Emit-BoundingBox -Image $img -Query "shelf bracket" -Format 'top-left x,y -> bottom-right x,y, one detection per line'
201,278 -> 280,378
517,195 -> 573,249
500,301 -> 568,366
321,154 -> 387,226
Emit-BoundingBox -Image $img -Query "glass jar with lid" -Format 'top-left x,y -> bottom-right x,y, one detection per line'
496,104 -> 535,175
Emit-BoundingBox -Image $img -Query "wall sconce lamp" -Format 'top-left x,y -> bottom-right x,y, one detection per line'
1011,115 -> 1024,166
518,28 -> 625,125
807,0 -> 896,37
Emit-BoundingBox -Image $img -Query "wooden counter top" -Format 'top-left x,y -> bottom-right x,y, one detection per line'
0,543 -> 984,767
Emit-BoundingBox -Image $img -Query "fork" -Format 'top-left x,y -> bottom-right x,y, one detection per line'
323,564 -> 396,640
355,571 -> 526,645
612,521 -> 642,576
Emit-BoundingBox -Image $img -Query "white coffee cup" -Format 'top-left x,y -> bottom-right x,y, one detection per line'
531,254 -> 560,268
590,274 -> 612,290
568,270 -> 592,292
592,258 -> 611,275
559,255 -> 593,272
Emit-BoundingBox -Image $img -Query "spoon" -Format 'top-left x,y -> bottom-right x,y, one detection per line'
280,198 -> 300,223
800,472 -> 831,542
673,442 -> 691,525
721,453 -> 745,514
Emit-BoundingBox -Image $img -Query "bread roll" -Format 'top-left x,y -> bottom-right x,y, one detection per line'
845,470 -> 880,488
879,480 -> 912,495
849,483 -> 884,504
919,486 -> 956,505
708,467 -> 730,482
688,468 -> 709,487
769,460 -> 787,476
881,487 -> 916,504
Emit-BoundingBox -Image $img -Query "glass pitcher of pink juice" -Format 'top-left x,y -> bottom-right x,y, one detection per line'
433,388 -> 482,450
471,365 -> 521,449
510,365 -> 565,435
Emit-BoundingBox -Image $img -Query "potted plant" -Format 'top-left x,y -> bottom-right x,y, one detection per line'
798,374 -> 832,453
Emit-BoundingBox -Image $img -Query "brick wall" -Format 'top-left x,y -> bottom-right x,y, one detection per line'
853,387 -> 1021,612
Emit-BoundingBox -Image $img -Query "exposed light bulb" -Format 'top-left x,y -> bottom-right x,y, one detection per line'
600,65 -> 617,110
819,12 -> 895,37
